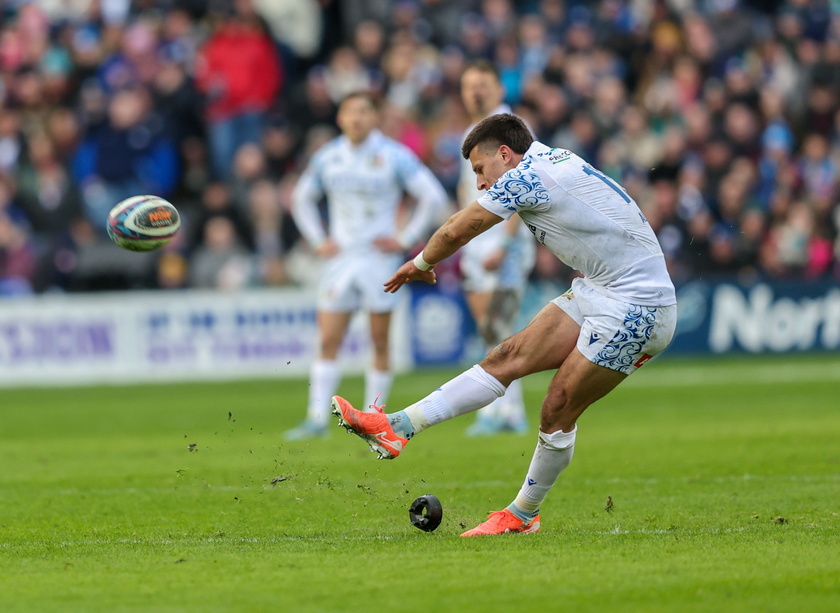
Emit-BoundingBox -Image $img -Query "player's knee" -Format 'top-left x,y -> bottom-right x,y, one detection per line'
541,386 -> 570,415
539,387 -> 576,432
482,336 -> 519,368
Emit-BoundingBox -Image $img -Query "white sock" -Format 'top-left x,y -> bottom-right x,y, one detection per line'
509,427 -> 577,520
364,368 -> 393,410
306,359 -> 341,426
403,365 -> 506,434
499,378 -> 527,424
475,396 -> 504,421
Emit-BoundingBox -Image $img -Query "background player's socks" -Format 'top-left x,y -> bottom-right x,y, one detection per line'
500,378 -> 528,430
402,365 -> 506,435
307,359 -> 341,426
364,368 -> 393,410
510,427 -> 577,517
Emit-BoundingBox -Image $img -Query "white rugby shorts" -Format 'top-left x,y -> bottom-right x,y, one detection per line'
317,252 -> 402,313
552,277 -> 677,374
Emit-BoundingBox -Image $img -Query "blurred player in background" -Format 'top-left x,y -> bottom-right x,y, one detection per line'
286,91 -> 447,440
333,114 -> 677,536
458,61 -> 535,436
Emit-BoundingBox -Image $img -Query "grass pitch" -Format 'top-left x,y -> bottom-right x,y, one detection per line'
2,353 -> 839,612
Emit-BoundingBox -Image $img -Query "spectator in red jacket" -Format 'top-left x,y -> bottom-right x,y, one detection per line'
195,6 -> 283,180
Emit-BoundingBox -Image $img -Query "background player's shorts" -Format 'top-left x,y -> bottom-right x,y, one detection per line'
551,277 -> 677,375
317,252 -> 402,313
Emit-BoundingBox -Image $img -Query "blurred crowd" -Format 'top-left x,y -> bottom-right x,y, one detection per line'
0,0 -> 838,296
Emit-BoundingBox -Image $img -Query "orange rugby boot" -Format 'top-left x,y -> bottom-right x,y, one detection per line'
460,509 -> 541,537
331,395 -> 408,459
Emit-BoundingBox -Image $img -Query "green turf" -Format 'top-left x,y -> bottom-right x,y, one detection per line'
2,353 -> 839,612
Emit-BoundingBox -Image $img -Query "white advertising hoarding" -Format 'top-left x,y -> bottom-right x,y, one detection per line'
0,288 -> 411,386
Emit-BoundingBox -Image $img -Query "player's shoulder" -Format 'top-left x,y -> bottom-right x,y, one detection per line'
526,144 -> 588,183
308,136 -> 344,167
485,144 -> 553,208
375,132 -> 418,159
508,142 -> 555,182
373,132 -> 424,175
528,143 -> 579,166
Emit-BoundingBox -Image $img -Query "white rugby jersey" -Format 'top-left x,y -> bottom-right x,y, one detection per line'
293,130 -> 447,253
458,104 -> 535,282
477,142 -> 676,306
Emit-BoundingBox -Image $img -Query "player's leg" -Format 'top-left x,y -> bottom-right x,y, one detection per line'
288,255 -> 363,440
401,301 -> 578,433
461,354 -> 628,537
464,289 -> 507,435
464,284 -> 678,536
286,310 -> 352,440
333,301 -> 581,458
313,309 -> 354,411
483,287 -> 529,433
492,350 -> 626,526
360,254 -> 401,411
364,311 -> 393,411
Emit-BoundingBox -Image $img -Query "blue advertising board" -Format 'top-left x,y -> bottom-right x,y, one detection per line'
671,279 -> 840,354
408,281 -> 474,366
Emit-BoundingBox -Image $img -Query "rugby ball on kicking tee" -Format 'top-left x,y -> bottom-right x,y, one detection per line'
107,195 -> 181,252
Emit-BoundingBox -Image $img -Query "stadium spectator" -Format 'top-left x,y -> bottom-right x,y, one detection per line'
188,181 -> 253,254
194,5 -> 282,180
189,215 -> 253,290
246,177 -> 293,287
71,84 -> 178,231
0,0 -> 836,295
229,142 -> 269,213
14,131 -> 82,241
0,209 -> 37,296
283,66 -> 338,153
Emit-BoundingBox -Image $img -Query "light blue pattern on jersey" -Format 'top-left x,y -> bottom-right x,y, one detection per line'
593,305 -> 658,372
484,159 -> 550,211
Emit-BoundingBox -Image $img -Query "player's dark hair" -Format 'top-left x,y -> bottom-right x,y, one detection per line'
462,59 -> 500,81
461,113 -> 533,159
339,90 -> 379,110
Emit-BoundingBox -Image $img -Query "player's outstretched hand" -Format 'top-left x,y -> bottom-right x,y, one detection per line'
384,260 -> 436,293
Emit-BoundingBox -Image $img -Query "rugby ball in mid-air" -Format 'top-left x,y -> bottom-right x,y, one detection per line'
107,195 -> 180,252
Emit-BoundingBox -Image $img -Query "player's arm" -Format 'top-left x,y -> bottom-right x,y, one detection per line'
396,165 -> 449,250
291,160 -> 336,257
384,200 -> 504,293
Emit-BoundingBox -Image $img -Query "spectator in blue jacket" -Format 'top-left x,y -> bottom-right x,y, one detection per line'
72,85 -> 178,231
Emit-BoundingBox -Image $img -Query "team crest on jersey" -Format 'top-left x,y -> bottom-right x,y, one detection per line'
370,154 -> 384,167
